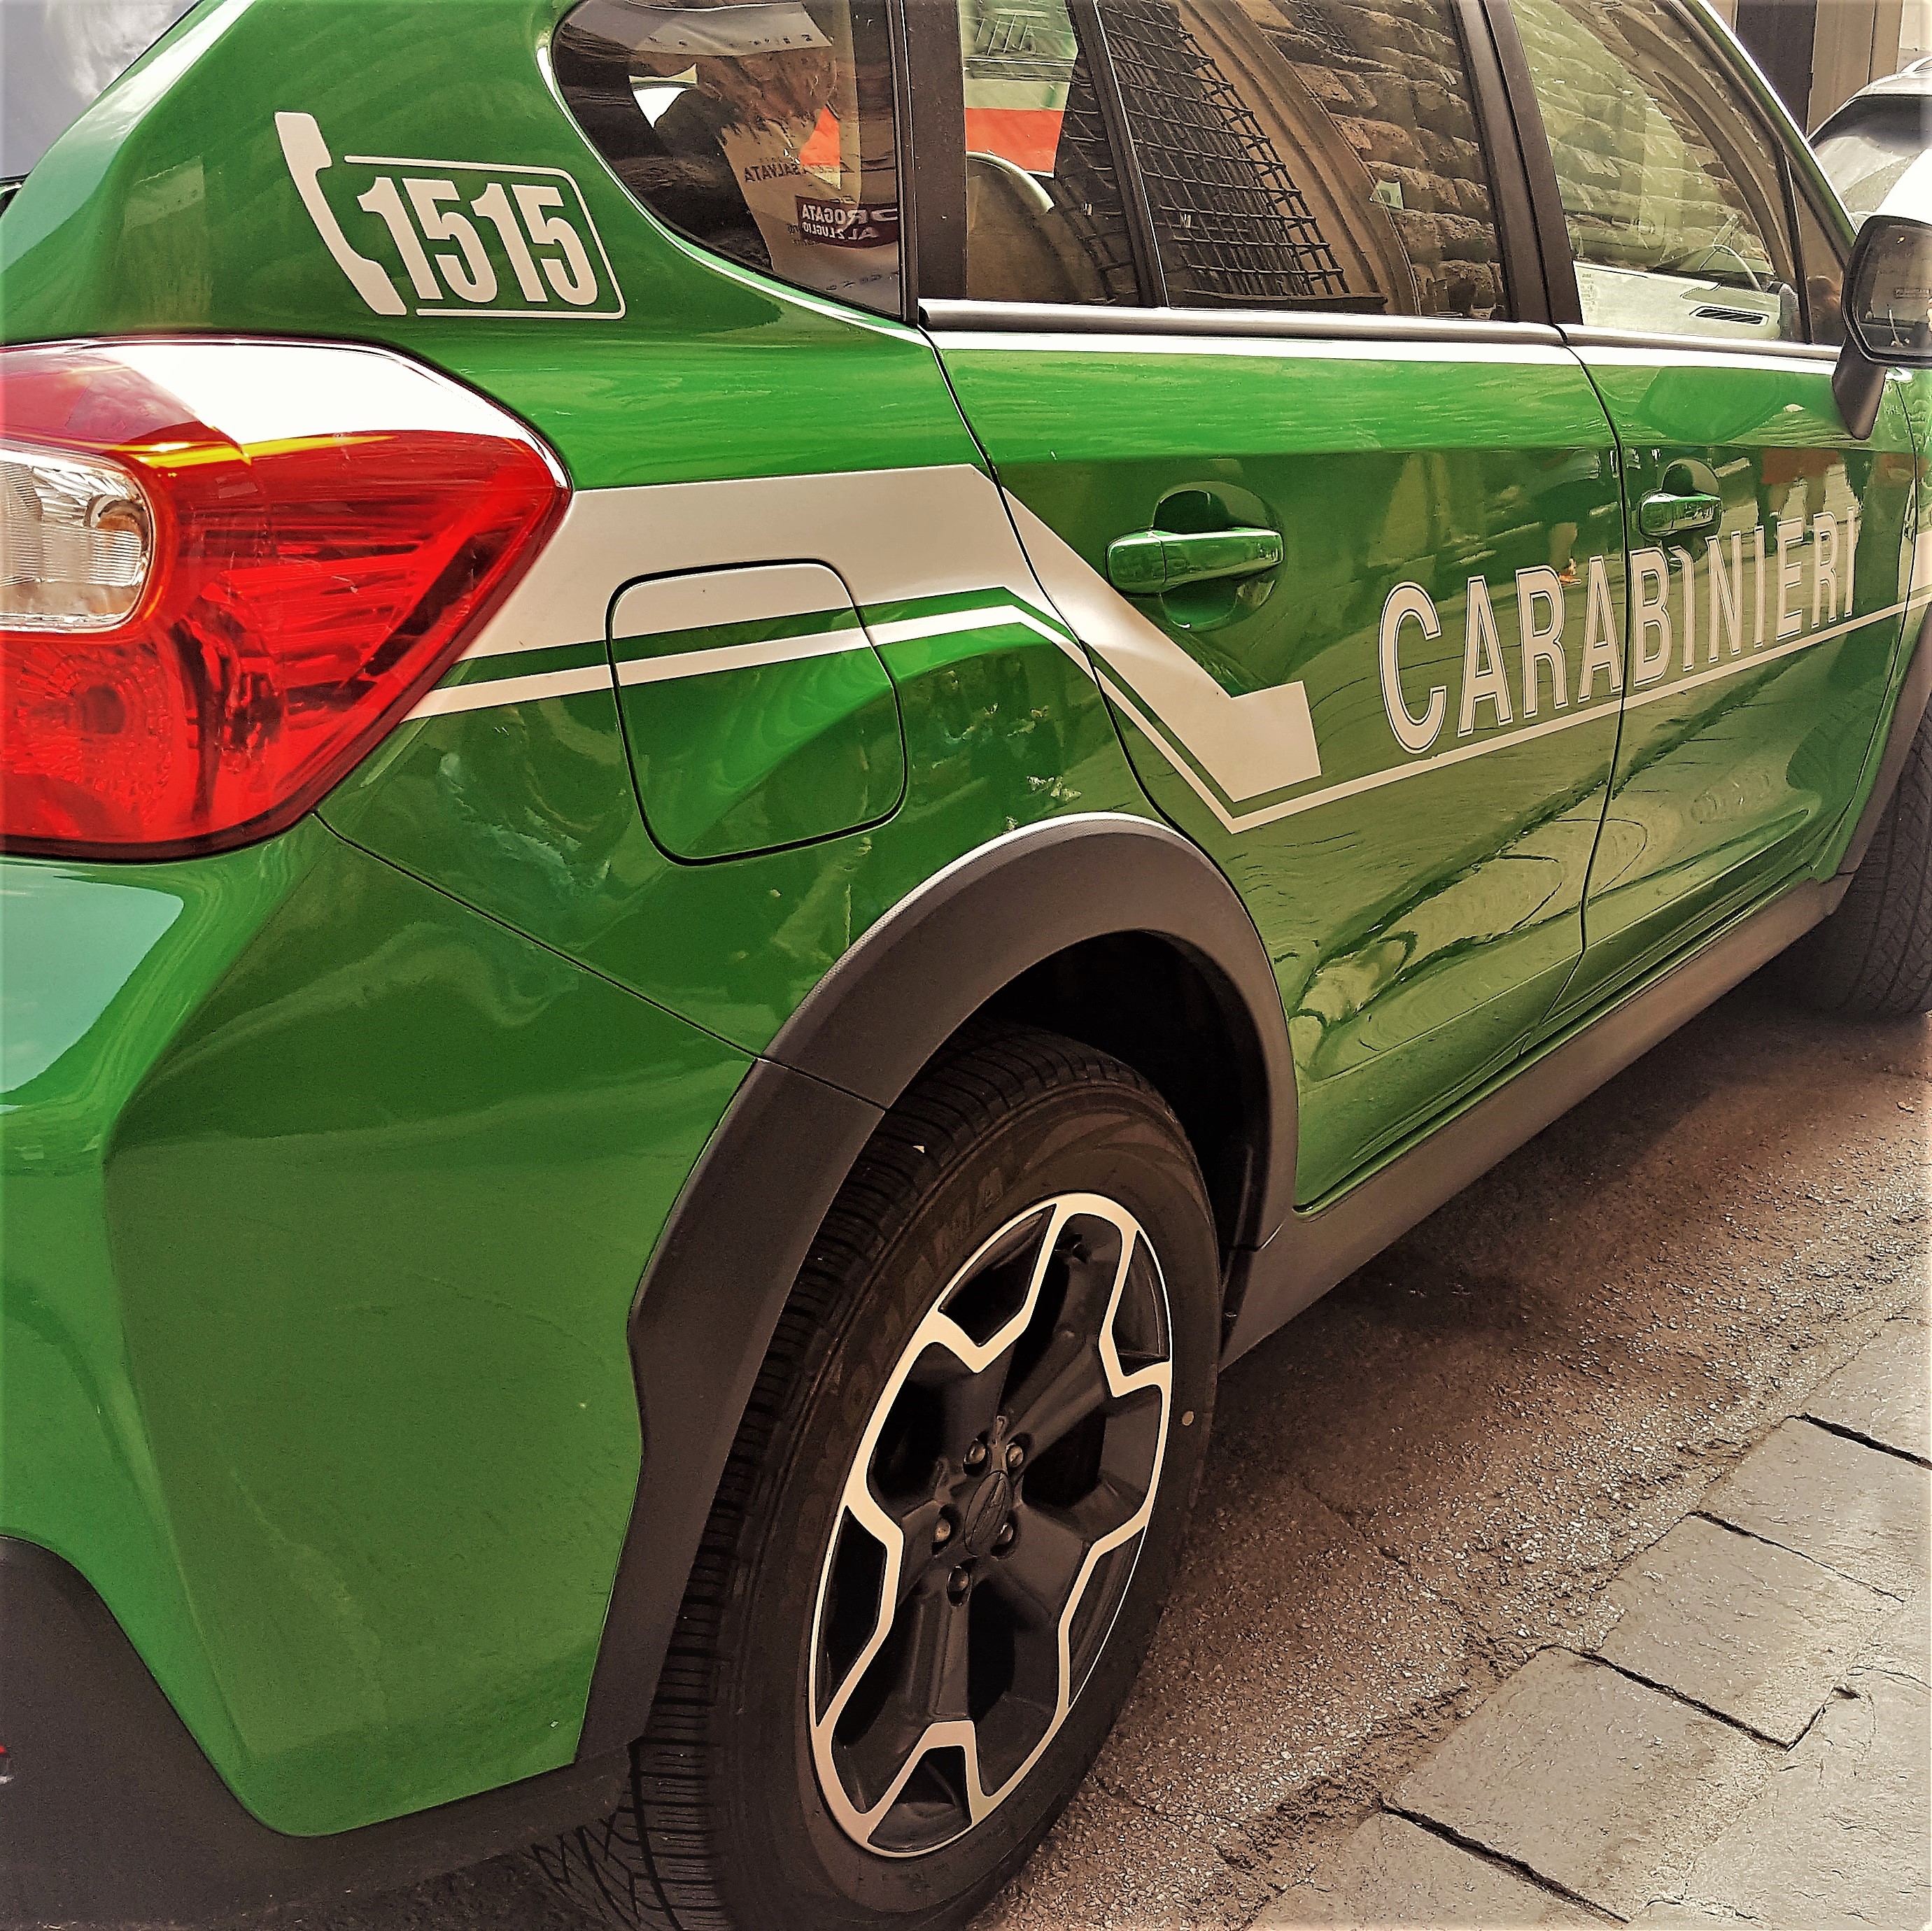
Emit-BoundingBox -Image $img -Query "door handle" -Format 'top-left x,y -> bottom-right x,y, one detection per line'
1637,490 -> 1721,539
1107,526 -> 1283,595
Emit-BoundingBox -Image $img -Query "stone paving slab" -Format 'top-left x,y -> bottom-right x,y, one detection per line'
975,1781 -> 1269,1931
1388,1649 -> 1777,1921
1631,1590 -> 1930,1930
1698,1417 -> 1931,1599
1255,1811 -> 1598,1928
1595,1513 -> 1901,1744
1804,1314 -> 1931,1466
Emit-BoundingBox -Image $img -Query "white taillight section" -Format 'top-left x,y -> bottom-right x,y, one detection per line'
0,442 -> 155,630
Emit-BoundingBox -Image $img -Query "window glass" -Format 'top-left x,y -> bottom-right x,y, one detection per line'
1511,0 -> 1800,343
1794,188 -> 1845,344
555,0 -> 901,315
959,0 -> 1141,304
1098,0 -> 1507,318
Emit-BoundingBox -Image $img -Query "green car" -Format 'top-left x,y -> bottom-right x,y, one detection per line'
4,0 -> 1930,1924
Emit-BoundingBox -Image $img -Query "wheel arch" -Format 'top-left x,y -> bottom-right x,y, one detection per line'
577,812 -> 1296,1759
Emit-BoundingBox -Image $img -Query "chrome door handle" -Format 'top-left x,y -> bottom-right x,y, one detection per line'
1107,526 -> 1283,595
1637,490 -> 1721,539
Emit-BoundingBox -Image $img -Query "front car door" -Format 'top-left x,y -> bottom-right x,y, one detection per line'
1502,0 -> 1921,1021
920,0 -> 1628,1204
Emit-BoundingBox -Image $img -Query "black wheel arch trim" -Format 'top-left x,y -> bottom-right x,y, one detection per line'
577,811 -> 1298,1760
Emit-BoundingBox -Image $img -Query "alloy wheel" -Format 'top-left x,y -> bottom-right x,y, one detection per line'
808,1191 -> 1175,1857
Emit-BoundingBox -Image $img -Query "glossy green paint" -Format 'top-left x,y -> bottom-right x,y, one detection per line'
325,592 -> 1148,1054
1,826 -> 331,1795
611,606 -> 905,861
1,826 -> 749,1834
7,0 -> 1931,1860
936,335 -> 1629,1202
1552,355 -> 1918,1021
0,0 -> 983,494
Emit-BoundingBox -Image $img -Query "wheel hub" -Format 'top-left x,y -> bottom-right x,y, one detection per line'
808,1192 -> 1175,1858
954,1466 -> 1013,1560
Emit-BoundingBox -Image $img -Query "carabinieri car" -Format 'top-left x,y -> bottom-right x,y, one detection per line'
3,0 -> 1931,1925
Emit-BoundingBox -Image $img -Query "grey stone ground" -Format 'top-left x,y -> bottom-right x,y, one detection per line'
281,977 -> 1930,1931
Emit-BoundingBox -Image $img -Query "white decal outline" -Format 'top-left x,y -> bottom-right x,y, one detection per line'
276,110 -> 624,320
275,112 -> 406,316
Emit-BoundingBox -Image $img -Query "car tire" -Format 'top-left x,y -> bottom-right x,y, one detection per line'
535,1021 -> 1221,1931
1780,700 -> 1932,1018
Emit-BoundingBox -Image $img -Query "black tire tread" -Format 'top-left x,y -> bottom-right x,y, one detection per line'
1786,701 -> 1932,1017
535,1022 -> 1183,1931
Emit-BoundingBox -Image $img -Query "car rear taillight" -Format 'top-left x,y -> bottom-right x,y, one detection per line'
0,339 -> 567,859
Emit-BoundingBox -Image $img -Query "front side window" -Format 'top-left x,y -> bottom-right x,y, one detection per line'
1512,0 -> 1800,343
555,0 -> 901,315
1099,0 -> 1507,318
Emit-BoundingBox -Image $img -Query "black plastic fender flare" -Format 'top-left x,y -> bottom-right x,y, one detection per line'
577,811 -> 1297,1757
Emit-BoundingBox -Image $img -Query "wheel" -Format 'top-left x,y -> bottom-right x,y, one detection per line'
535,1022 -> 1220,1931
1780,700 -> 1932,1017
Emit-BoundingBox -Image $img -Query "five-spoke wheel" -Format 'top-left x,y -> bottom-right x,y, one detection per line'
810,1193 -> 1173,1854
539,1026 -> 1218,1931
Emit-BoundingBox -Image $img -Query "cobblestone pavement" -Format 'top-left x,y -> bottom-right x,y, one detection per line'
281,976 -> 1929,1931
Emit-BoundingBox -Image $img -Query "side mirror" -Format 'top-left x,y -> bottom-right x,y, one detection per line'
1833,213 -> 1932,439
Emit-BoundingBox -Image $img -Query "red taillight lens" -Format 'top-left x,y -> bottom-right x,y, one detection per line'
1,339 -> 567,859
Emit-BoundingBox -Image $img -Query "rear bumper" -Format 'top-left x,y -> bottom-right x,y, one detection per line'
0,1536 -> 627,1929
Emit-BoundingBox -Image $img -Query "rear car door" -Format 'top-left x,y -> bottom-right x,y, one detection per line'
921,0 -> 1628,1203
1503,0 -> 1921,1021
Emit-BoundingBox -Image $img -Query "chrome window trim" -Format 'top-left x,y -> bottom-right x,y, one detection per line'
918,297 -> 1563,346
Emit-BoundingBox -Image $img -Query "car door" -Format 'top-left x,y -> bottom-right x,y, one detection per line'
1502,0 -> 1920,1021
919,0 -> 1628,1203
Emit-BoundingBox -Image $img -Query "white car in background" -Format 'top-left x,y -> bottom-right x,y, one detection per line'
1814,58 -> 1932,222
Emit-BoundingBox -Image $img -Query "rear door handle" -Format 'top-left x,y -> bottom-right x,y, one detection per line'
1107,526 -> 1283,595
1637,490 -> 1721,539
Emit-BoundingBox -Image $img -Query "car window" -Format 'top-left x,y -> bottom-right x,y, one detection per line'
1511,0 -> 1801,344
1793,188 -> 1845,344
553,0 -> 901,316
1099,0 -> 1507,318
958,0 -> 1142,304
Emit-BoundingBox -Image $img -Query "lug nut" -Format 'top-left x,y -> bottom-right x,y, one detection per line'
992,1518 -> 1017,1554
931,1514 -> 954,1552
964,1441 -> 987,1471
947,1566 -> 972,1604
1005,1441 -> 1026,1472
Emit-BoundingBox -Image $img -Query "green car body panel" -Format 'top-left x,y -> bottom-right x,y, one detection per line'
1,0 -> 1929,1877
3,823 -> 754,1832
933,331 -> 1633,1202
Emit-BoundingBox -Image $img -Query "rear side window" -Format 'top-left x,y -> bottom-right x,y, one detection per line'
959,0 -> 1142,304
1100,0 -> 1507,318
555,0 -> 902,315
957,0 -> 1507,318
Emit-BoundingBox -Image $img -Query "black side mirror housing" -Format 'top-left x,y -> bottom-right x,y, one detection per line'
1834,213 -> 1932,439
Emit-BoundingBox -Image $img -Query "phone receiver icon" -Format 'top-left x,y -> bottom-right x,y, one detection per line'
275,111 -> 406,316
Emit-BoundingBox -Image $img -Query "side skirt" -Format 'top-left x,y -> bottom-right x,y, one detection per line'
1223,877 -> 1842,1359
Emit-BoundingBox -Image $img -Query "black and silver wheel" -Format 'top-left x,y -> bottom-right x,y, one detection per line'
538,1023 -> 1220,1931
1782,697 -> 1932,1017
